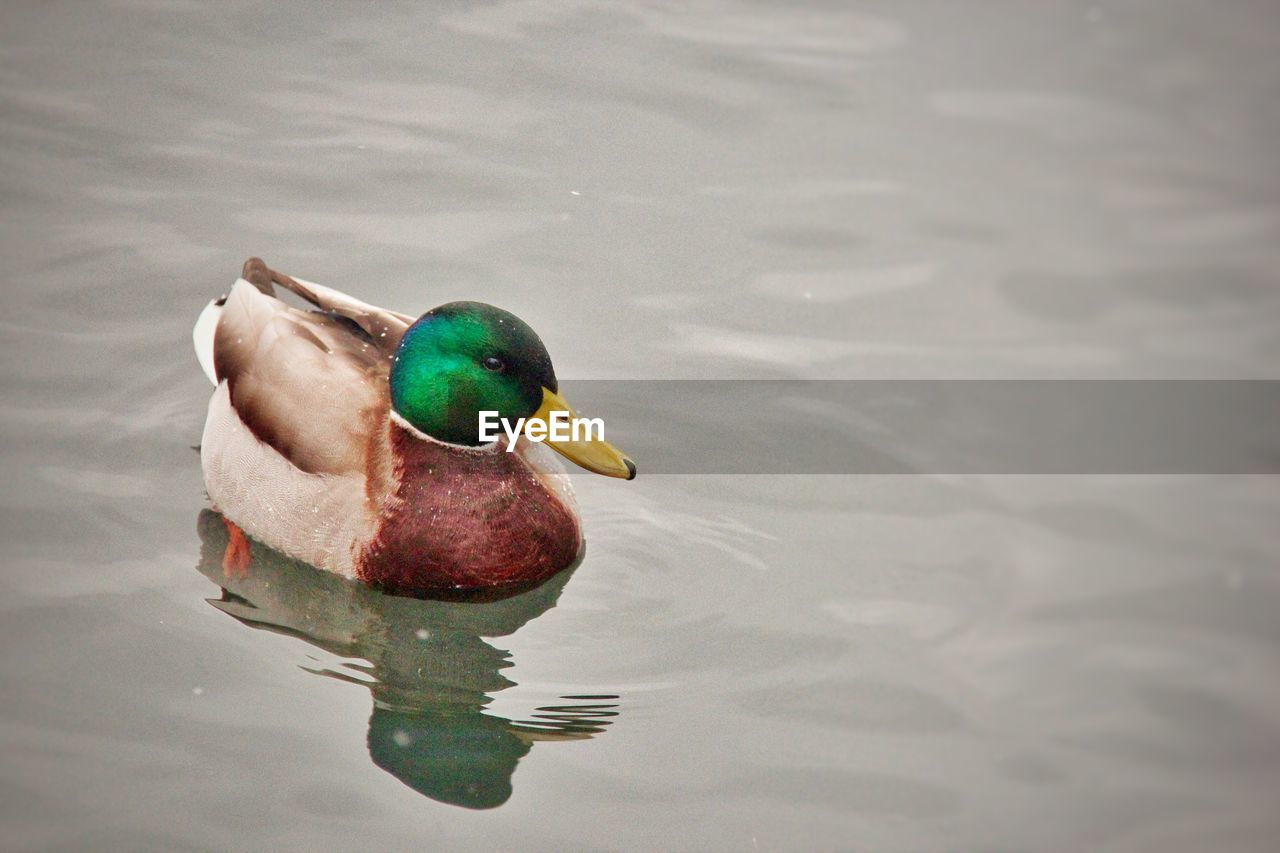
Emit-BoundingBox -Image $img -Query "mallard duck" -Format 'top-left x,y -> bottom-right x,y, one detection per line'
193,258 -> 634,593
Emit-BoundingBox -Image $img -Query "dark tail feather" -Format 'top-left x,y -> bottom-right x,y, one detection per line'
241,257 -> 276,295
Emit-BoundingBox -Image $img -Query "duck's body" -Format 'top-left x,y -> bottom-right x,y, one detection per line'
196,259 -> 629,593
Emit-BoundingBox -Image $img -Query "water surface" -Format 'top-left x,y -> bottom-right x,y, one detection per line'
2,1 -> 1279,850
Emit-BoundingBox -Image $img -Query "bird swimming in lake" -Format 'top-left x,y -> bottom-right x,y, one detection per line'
193,258 -> 635,594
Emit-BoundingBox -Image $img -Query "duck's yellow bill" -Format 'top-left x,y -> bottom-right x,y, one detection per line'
533,387 -> 636,480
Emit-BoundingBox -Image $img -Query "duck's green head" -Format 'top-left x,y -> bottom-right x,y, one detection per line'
391,302 -> 553,444
389,302 -> 635,479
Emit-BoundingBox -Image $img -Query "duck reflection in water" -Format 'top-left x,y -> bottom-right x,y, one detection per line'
194,509 -> 621,810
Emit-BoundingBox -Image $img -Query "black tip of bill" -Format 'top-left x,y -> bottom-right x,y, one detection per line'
624,458 -> 637,480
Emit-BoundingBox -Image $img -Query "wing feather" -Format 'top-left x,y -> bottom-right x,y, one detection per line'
211,274 -> 392,476
251,259 -> 413,353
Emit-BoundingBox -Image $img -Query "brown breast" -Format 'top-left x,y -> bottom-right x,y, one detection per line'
356,423 -> 582,593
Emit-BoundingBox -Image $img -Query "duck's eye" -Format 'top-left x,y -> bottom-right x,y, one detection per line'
482,356 -> 505,372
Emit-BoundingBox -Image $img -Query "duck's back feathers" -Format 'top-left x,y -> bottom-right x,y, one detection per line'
260,259 -> 414,354
214,279 -> 389,476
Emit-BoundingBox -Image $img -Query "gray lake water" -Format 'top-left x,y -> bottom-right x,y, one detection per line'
3,1 -> 1280,850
